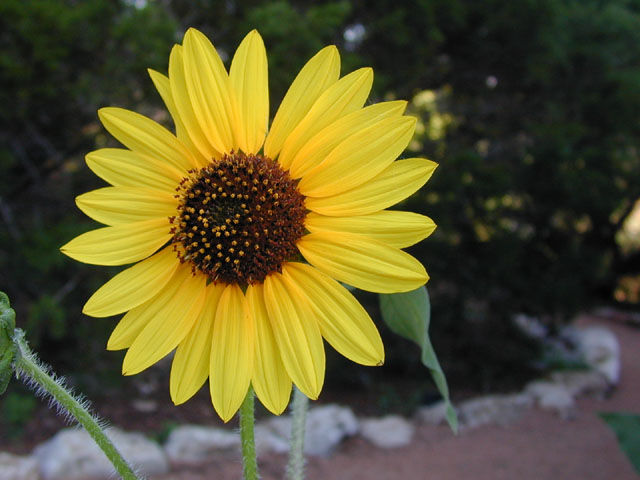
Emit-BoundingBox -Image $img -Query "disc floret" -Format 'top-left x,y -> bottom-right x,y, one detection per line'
170,152 -> 306,285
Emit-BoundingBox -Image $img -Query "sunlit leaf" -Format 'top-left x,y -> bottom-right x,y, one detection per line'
379,286 -> 458,433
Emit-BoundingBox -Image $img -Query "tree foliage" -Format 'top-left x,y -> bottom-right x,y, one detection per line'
0,0 -> 177,365
0,0 -> 638,393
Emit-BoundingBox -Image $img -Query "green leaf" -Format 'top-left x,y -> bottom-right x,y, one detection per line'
0,291 -> 16,394
379,286 -> 458,433
600,412 -> 640,474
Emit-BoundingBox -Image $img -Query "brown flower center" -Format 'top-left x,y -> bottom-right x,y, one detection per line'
170,152 -> 306,285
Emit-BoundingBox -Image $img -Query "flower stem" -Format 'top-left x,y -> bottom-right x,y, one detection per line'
286,386 -> 309,480
239,385 -> 259,480
12,330 -> 140,480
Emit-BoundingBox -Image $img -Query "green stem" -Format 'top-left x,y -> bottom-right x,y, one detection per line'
286,386 -> 309,480
239,385 -> 259,480
12,330 -> 140,480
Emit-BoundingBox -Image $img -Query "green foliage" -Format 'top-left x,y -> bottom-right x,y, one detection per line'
245,1 -> 353,103
379,287 -> 458,433
600,412 -> 640,474
0,0 -> 177,374
0,292 -> 16,394
2,391 -> 37,438
1,0 -> 638,400
168,0 -> 354,107
365,0 -> 640,388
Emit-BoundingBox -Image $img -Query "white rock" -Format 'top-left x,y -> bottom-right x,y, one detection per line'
163,425 -> 240,465
550,370 -> 610,397
254,424 -> 290,456
34,427 -> 168,480
0,452 -> 39,480
526,381 -> 575,418
261,404 -> 359,457
415,400 -> 450,425
514,314 -> 548,339
576,326 -> 621,385
304,404 -> 358,456
261,416 -> 290,442
458,393 -> 533,429
360,415 -> 415,449
130,399 -> 158,413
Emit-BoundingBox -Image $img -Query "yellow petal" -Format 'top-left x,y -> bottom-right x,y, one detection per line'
170,282 -> 225,405
84,246 -> 179,318
264,46 -> 340,159
283,263 -> 384,366
278,67 -> 373,170
148,69 -> 209,168
210,284 -> 253,422
298,116 -> 416,197
107,308 -> 150,351
230,30 -> 268,155
85,148 -> 182,191
263,272 -> 325,399
246,284 -> 292,415
182,28 -> 237,154
106,264 -> 198,350
305,211 -> 437,248
305,158 -> 438,216
76,187 -> 177,226
122,266 -> 207,375
288,100 -> 407,178
168,45 -> 222,161
297,232 -> 429,293
60,218 -> 171,266
98,107 -> 197,172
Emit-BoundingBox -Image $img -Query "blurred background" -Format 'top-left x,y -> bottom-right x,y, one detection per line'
1,0 -> 639,442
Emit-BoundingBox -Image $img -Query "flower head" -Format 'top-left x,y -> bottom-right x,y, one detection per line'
61,29 -> 437,421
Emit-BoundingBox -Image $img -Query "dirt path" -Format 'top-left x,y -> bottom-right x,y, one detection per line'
159,315 -> 640,479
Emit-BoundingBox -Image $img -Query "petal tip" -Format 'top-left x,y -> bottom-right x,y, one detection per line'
316,45 -> 340,64
320,44 -> 338,54
215,406 -> 236,423
84,150 -> 98,162
184,26 -> 199,37
97,106 -> 116,118
360,67 -> 374,81
82,301 -> 110,319
59,242 -> 73,257
170,391 -> 187,406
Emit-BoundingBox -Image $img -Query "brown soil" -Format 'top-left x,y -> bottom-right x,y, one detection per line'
4,314 -> 640,479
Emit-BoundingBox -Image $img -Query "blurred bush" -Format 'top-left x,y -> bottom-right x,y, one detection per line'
346,0 -> 640,390
0,0 -> 177,369
0,0 -> 638,399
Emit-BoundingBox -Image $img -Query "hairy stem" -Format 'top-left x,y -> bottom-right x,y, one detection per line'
12,330 -> 140,480
239,385 -> 259,480
287,386 -> 309,480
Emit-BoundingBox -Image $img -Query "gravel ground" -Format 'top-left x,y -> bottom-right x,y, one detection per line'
156,314 -> 640,480
4,314 -> 638,479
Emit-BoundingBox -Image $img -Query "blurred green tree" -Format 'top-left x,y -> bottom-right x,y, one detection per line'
1,0 -> 638,398
350,0 -> 640,388
0,0 -> 177,368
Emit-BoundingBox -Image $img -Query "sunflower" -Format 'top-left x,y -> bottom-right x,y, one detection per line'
61,28 -> 437,422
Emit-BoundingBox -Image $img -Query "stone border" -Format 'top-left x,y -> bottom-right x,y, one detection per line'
0,324 -> 620,480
